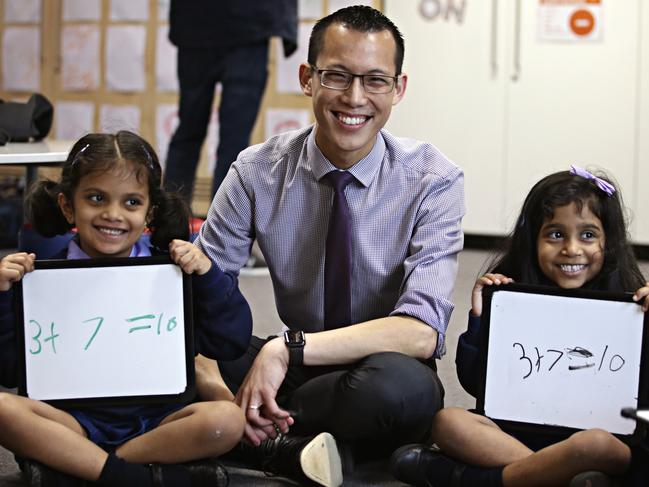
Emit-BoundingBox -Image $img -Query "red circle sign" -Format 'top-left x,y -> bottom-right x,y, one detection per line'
570,9 -> 595,37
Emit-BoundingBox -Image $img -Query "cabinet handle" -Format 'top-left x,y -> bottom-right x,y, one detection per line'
511,0 -> 521,81
491,0 -> 498,77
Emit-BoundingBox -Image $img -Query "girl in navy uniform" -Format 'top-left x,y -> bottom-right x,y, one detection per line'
392,167 -> 649,487
0,131 -> 252,486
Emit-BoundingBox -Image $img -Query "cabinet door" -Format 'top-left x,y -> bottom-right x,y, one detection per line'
635,3 -> 649,244
384,0 -> 509,235
504,0 -> 640,233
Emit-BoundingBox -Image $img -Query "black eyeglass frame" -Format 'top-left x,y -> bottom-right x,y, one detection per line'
309,64 -> 400,94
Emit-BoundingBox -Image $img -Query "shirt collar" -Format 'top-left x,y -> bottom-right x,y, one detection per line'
66,235 -> 152,259
307,128 -> 385,188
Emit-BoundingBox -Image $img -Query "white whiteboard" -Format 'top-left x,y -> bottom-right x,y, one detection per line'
483,289 -> 645,436
19,259 -> 191,403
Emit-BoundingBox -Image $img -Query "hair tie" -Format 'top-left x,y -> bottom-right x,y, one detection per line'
569,165 -> 615,197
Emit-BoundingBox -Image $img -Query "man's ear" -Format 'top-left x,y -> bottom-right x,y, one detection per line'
57,193 -> 74,225
392,73 -> 408,106
299,63 -> 314,97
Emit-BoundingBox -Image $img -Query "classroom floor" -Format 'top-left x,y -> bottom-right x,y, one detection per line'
1,249 -> 647,485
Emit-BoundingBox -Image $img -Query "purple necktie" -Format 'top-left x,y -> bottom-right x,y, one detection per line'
323,171 -> 355,330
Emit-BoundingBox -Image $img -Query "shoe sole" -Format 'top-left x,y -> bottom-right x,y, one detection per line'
299,432 -> 343,487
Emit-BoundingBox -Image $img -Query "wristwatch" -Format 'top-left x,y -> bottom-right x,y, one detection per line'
283,329 -> 305,366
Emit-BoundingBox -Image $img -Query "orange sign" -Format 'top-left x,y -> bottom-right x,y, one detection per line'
570,9 -> 596,36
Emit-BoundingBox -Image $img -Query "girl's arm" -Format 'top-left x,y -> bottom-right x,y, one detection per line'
632,282 -> 649,312
169,239 -> 252,361
0,253 -> 35,388
457,273 -> 515,397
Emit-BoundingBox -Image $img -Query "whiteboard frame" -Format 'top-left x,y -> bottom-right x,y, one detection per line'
476,283 -> 649,443
15,255 -> 196,408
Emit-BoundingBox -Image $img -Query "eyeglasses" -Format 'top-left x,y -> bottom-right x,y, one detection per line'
310,65 -> 398,94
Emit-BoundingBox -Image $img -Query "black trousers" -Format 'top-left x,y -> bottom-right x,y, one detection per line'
219,336 -> 444,458
164,40 -> 269,201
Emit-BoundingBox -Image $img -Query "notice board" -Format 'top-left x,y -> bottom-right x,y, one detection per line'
16,256 -> 194,407
477,284 -> 648,440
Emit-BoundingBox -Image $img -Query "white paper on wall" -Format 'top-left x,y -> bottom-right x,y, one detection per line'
106,26 -> 146,92
265,108 -> 310,139
4,0 -> 41,23
110,0 -> 149,21
62,0 -> 101,21
62,25 -> 100,91
327,0 -> 372,14
100,105 -> 141,133
276,23 -> 312,94
158,0 -> 171,21
298,0 -> 323,19
156,104 -> 179,169
2,27 -> 40,92
156,26 -> 178,92
55,102 -> 95,140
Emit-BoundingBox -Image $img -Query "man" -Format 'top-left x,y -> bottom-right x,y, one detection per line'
164,0 -> 297,202
196,6 -> 464,486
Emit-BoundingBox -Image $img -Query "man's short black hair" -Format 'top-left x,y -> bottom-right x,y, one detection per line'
308,5 -> 405,75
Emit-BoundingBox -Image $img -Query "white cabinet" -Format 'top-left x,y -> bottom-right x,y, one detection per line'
385,0 -> 646,243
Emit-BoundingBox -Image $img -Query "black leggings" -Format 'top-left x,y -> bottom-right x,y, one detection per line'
219,336 -> 444,456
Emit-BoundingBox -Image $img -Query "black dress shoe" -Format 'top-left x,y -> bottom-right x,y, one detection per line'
390,444 -> 465,487
151,458 -> 229,487
240,432 -> 344,486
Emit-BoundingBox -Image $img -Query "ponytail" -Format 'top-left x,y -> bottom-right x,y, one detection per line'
24,180 -> 73,237
148,189 -> 191,250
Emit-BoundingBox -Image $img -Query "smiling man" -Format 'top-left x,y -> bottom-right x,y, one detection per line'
197,6 -> 465,486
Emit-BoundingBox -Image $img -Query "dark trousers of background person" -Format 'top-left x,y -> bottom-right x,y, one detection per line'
165,40 -> 269,203
219,336 -> 444,460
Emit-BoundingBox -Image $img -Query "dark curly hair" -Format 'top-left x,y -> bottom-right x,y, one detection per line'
488,169 -> 644,291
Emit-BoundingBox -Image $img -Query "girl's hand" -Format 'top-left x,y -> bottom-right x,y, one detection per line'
471,273 -> 514,317
169,239 -> 212,275
632,282 -> 649,312
0,253 -> 36,292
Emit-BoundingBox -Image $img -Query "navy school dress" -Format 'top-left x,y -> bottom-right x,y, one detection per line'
0,236 -> 252,450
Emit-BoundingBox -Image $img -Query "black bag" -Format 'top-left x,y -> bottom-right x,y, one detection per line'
0,93 -> 53,146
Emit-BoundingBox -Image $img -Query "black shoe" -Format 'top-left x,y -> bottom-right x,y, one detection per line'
247,432 -> 343,486
569,471 -> 615,487
151,458 -> 229,487
18,458 -> 85,487
390,444 -> 465,487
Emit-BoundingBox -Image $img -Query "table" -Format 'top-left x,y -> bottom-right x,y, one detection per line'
0,139 -> 73,188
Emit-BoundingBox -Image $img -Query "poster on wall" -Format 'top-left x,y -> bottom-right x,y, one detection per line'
63,0 -> 101,21
156,104 -> 179,168
265,108 -> 310,140
55,102 -> 94,141
538,0 -> 603,42
100,105 -> 141,133
4,0 -> 41,23
62,25 -> 100,91
2,28 -> 40,92
156,26 -> 178,92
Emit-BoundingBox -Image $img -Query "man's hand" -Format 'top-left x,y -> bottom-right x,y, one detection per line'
235,337 -> 294,445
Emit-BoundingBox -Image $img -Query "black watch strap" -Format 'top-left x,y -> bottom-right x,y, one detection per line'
288,345 -> 304,367
284,330 -> 305,366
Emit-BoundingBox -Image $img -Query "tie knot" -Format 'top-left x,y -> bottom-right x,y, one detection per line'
325,171 -> 355,193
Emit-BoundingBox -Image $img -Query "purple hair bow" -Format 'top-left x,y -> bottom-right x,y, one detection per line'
569,165 -> 616,197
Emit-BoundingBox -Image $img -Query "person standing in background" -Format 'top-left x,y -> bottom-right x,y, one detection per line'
164,0 -> 298,205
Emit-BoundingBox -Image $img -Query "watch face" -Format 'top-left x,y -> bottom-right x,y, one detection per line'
285,329 -> 305,346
